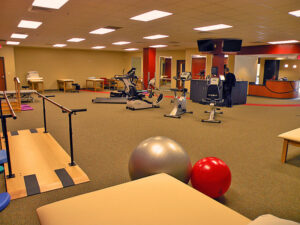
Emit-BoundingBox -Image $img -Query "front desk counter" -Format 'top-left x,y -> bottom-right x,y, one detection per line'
248,80 -> 300,99
190,80 -> 248,105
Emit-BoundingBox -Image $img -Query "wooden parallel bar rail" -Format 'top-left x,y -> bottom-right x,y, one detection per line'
34,92 -> 72,113
3,91 -> 17,119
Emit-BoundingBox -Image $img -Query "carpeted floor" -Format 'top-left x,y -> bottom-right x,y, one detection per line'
1,91 -> 300,224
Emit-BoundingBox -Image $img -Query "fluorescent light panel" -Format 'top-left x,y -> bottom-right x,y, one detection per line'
143,34 -> 169,39
268,40 -> 299,44
194,24 -> 232,31
90,28 -> 115,35
149,45 -> 167,48
130,10 -> 172,22
6,41 -> 20,45
92,46 -> 106,49
125,48 -> 139,51
11,33 -> 28,39
67,38 -> 85,42
53,44 -> 66,47
288,10 -> 300,17
32,0 -> 69,9
112,41 -> 131,45
18,20 -> 42,29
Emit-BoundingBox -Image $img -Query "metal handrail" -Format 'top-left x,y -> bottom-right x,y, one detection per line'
3,91 -> 17,119
35,92 -> 72,113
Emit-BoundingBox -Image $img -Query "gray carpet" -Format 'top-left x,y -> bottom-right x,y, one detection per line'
0,91 -> 300,224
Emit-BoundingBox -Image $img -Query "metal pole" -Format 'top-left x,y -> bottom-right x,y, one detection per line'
1,116 -> 15,178
42,98 -> 48,133
68,112 -> 75,166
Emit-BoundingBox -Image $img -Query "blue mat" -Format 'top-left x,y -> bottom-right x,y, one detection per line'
0,150 -> 7,164
0,192 -> 10,212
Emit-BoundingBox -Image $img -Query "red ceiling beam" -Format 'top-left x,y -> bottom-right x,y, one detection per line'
238,44 -> 300,55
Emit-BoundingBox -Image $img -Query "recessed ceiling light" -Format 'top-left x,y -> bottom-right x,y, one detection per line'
53,44 -> 66,47
143,34 -> 169,40
268,40 -> 299,44
11,33 -> 28,39
112,41 -> 131,45
293,65 -> 297,69
193,24 -> 232,31
67,38 -> 85,42
32,0 -> 69,9
125,48 -> 139,51
6,41 -> 20,45
90,28 -> 115,35
92,46 -> 106,49
284,64 -> 289,68
225,54 -> 229,58
149,45 -> 167,48
18,20 -> 42,29
130,10 -> 173,22
288,10 -> 300,17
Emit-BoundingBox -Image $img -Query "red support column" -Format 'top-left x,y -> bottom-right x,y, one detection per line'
143,48 -> 156,88
212,54 -> 225,76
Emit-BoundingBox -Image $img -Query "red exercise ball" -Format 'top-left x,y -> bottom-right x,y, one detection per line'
191,157 -> 231,198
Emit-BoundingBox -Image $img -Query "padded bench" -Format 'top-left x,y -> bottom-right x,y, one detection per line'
37,173 -> 251,225
278,128 -> 300,163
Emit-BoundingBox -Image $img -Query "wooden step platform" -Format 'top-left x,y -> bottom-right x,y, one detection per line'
2,128 -> 89,200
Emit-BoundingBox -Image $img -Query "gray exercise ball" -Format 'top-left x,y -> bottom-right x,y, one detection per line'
128,136 -> 192,183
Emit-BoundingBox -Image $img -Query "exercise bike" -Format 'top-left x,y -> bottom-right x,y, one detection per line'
201,76 -> 223,123
164,72 -> 193,118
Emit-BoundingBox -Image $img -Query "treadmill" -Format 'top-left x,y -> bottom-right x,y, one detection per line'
92,68 -> 137,104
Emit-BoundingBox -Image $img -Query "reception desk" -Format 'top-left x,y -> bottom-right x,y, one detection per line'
248,80 -> 300,99
190,80 -> 248,105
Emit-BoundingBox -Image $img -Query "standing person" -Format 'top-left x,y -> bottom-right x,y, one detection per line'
223,67 -> 236,107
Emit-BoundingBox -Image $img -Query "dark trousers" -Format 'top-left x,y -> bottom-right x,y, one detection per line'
223,88 -> 233,107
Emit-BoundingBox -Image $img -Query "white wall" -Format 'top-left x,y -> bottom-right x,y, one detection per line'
234,55 -> 258,82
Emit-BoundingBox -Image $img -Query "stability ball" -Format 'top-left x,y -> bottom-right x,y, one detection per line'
191,157 -> 231,198
128,136 -> 192,183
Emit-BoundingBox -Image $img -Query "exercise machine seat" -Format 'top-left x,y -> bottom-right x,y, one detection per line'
0,192 -> 11,212
37,173 -> 250,225
0,150 -> 7,164
205,85 -> 222,102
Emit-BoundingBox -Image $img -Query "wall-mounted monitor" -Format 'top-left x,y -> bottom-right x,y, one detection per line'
222,39 -> 242,52
197,40 -> 215,52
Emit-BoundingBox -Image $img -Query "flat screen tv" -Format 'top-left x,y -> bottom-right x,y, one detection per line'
222,39 -> 242,52
197,40 -> 215,52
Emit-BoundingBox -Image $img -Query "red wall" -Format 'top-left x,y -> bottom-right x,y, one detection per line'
192,58 -> 206,79
239,44 -> 300,55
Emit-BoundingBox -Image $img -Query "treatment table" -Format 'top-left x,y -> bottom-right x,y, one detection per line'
37,173 -> 251,225
57,79 -> 75,92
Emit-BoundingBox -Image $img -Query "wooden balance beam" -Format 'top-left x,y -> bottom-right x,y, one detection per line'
2,128 -> 89,200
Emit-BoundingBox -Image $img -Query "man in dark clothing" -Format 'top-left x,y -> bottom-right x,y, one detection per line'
223,67 -> 236,107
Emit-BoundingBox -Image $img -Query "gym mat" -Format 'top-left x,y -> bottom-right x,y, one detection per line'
24,174 -> 41,196
10,131 -> 19,136
55,168 -> 74,188
29,128 -> 38,133
2,128 -> 90,200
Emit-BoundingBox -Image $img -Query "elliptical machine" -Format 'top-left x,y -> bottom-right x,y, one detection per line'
164,72 -> 193,118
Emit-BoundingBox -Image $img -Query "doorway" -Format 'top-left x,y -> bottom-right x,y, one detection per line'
159,56 -> 172,90
0,57 -> 6,91
176,60 -> 185,88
